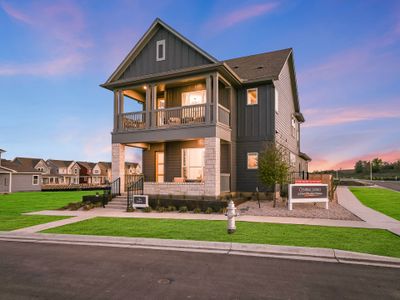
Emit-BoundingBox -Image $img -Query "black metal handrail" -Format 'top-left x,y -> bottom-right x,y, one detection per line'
127,175 -> 144,211
289,171 -> 309,183
111,177 -> 121,198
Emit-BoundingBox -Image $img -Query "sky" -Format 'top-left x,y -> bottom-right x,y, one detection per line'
0,0 -> 399,171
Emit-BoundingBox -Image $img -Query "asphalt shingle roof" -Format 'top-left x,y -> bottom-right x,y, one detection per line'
224,48 -> 292,82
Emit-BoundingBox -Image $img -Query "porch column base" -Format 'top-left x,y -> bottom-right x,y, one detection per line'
204,137 -> 220,197
112,143 -> 125,191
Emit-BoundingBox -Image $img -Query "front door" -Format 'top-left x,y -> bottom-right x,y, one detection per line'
155,152 -> 164,183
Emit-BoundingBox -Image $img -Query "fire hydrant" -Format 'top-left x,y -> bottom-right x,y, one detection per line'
225,200 -> 239,234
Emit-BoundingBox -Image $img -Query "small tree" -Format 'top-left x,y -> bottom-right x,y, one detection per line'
354,160 -> 364,173
258,144 -> 290,207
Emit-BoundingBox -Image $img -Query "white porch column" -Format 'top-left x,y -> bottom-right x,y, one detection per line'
112,143 -> 125,191
204,137 -> 220,197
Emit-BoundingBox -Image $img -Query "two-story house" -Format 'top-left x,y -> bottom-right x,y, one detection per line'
101,19 -> 310,199
46,160 -> 80,185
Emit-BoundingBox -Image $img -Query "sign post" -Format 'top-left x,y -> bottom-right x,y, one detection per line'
288,183 -> 329,210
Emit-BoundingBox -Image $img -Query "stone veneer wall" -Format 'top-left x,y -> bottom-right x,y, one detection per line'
144,182 -> 205,196
112,143 -> 125,190
204,137 -> 220,197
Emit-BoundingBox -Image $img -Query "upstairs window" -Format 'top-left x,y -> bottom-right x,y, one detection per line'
247,88 -> 258,105
290,153 -> 296,167
156,40 -> 166,61
275,89 -> 279,112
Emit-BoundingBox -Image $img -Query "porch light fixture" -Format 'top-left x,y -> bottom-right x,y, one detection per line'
143,85 -> 147,90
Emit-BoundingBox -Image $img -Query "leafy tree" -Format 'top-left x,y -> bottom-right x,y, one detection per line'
258,144 -> 290,207
372,158 -> 383,172
354,160 -> 364,173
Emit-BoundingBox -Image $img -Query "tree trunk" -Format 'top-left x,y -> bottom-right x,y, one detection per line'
273,183 -> 280,208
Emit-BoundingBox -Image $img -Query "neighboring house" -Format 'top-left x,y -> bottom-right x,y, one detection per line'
77,161 -> 96,184
101,18 -> 311,198
0,156 -> 42,193
46,160 -> 80,185
92,162 -> 112,184
125,162 -> 140,175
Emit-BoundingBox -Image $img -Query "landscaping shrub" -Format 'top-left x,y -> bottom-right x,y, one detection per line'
193,207 -> 202,214
179,206 -> 188,213
143,207 -> 152,213
204,207 -> 213,214
156,206 -> 166,213
126,207 -> 135,212
166,205 -> 177,212
148,198 -> 228,211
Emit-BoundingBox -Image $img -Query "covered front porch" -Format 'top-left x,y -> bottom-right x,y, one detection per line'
112,137 -> 233,198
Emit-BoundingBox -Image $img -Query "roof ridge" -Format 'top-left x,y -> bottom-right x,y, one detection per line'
224,48 -> 292,62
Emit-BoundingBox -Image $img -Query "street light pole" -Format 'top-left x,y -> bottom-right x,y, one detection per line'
370,160 -> 372,181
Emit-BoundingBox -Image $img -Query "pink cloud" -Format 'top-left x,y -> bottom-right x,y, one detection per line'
0,1 -> 33,24
310,149 -> 400,171
303,102 -> 400,128
205,2 -> 279,32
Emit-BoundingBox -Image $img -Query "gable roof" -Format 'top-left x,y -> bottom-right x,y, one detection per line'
77,161 -> 96,170
105,18 -> 218,84
224,48 -> 292,82
1,159 -> 42,173
47,159 -> 74,168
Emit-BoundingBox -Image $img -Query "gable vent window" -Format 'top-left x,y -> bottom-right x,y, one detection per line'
156,39 -> 166,61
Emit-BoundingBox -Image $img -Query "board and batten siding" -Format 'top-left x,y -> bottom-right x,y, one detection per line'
235,84 -> 275,192
274,60 -> 299,156
120,27 -> 213,80
165,82 -> 206,108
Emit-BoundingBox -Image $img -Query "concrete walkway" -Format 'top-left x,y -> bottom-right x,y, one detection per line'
12,216 -> 95,234
24,208 -> 377,229
337,186 -> 400,236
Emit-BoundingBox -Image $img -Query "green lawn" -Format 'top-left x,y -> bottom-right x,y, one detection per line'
44,217 -> 400,258
0,191 -> 100,231
350,187 -> 400,221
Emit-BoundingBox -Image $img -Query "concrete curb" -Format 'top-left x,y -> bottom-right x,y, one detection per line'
0,232 -> 399,268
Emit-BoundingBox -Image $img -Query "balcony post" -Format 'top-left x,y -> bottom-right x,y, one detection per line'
113,90 -> 119,131
118,90 -> 124,115
151,84 -> 157,128
145,84 -> 151,129
212,73 -> 219,124
205,75 -> 212,124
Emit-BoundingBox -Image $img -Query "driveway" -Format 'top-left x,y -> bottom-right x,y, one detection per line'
1,241 -> 399,300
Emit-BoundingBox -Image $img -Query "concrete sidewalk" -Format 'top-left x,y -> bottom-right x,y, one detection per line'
24,208 -> 378,229
0,231 -> 399,269
337,187 -> 400,236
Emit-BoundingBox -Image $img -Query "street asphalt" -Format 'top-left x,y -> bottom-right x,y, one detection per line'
0,241 -> 399,300
368,180 -> 400,192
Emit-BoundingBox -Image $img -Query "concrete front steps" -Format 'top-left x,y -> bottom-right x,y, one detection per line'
105,195 -> 127,210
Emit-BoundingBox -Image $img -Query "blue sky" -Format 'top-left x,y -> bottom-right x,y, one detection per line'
0,0 -> 399,171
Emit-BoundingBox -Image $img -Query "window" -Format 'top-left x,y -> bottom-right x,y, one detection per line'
247,88 -> 258,105
156,152 -> 164,183
182,148 -> 205,181
74,168 -> 78,175
275,89 -> 279,112
32,175 -> 39,185
182,90 -> 206,106
290,153 -> 296,167
156,39 -> 165,61
291,116 -> 296,137
247,152 -> 258,169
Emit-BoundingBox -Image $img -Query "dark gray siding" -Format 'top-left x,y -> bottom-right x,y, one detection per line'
165,82 -> 206,108
220,143 -> 230,174
237,84 -> 275,140
143,143 -> 164,182
120,27 -> 213,80
235,83 -> 275,192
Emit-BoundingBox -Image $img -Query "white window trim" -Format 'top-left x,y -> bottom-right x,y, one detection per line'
247,152 -> 259,170
32,175 -> 39,185
181,148 -> 205,181
246,88 -> 258,105
156,39 -> 166,61
275,88 -> 279,113
181,90 -> 207,106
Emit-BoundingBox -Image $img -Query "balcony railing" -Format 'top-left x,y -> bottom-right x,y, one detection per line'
120,111 -> 146,131
218,104 -> 230,127
117,103 -> 231,132
154,104 -> 206,127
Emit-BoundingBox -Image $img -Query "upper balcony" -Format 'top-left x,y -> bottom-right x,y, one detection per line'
111,73 -> 233,144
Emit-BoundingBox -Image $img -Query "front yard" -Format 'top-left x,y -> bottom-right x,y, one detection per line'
350,187 -> 400,221
43,217 -> 400,258
0,191 -> 100,231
